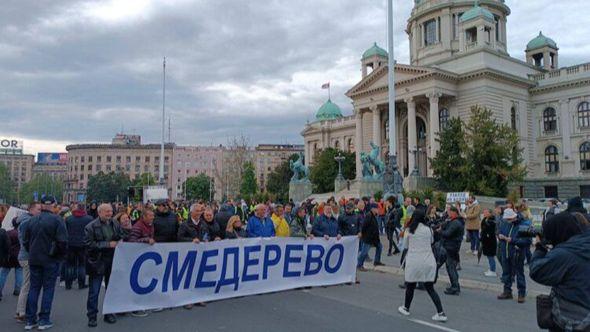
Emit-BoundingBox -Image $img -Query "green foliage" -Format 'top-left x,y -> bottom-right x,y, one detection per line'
184,173 -> 212,201
20,174 -> 63,204
374,191 -> 383,201
507,187 -> 521,205
87,171 -> 131,203
266,154 -> 298,202
431,106 -> 526,197
0,164 -> 16,204
132,173 -> 157,187
309,148 -> 356,193
434,191 -> 446,210
240,161 -> 257,199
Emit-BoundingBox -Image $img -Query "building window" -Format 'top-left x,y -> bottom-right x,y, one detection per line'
97,156 -> 102,163
544,186 -> 558,199
126,156 -> 131,163
580,142 -> 590,170
116,156 -> 121,163
106,156 -> 112,163
544,145 -> 559,173
81,156 -> 85,163
543,107 -> 557,132
88,156 -> 93,162
510,106 -> 517,130
424,19 -> 437,46
494,15 -> 500,42
439,108 -> 450,130
578,102 -> 590,128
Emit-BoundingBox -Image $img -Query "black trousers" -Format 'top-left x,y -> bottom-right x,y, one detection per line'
404,282 -> 443,314
385,225 -> 399,254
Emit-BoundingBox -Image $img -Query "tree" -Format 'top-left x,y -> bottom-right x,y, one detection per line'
86,171 -> 131,203
0,164 -> 16,204
240,161 -> 257,198
431,106 -> 526,197
266,154 -> 298,202
224,134 -> 253,199
431,117 -> 467,191
183,173 -> 212,201
19,174 -> 64,204
132,173 -> 157,187
309,148 -> 356,193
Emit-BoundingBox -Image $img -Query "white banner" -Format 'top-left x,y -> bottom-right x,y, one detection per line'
1,207 -> 26,230
103,236 -> 359,314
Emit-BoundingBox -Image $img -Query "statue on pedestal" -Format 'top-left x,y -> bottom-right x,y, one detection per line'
289,153 -> 309,183
361,141 -> 385,180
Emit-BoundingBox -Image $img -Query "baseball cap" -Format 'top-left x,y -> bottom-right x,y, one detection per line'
41,195 -> 57,205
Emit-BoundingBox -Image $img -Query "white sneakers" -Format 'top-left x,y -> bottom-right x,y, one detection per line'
472,250 -> 478,255
432,313 -> 448,322
398,306 -> 410,316
484,270 -> 497,277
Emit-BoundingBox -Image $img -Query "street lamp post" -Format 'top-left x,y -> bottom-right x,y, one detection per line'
334,153 -> 345,180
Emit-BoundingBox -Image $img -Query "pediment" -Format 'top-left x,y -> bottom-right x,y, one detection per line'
345,64 -> 432,97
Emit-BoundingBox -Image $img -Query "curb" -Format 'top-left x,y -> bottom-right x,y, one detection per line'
367,265 -> 545,299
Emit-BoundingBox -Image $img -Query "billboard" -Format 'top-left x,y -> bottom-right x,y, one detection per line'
0,139 -> 23,154
37,153 -> 68,165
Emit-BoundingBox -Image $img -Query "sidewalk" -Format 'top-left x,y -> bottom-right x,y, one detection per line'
361,235 -> 550,299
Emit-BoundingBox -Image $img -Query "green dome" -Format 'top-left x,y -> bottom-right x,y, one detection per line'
362,42 -> 388,60
315,99 -> 343,121
526,31 -> 558,51
460,0 -> 495,23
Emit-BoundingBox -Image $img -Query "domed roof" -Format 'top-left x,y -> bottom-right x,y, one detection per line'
460,0 -> 495,23
362,42 -> 388,60
526,31 -> 558,51
315,99 -> 343,121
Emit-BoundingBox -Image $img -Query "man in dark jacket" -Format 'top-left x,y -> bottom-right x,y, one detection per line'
202,207 -> 222,241
84,203 -> 127,327
0,227 -> 9,270
385,197 -> 401,256
214,204 -> 234,239
338,202 -> 361,236
312,205 -> 340,239
178,203 -> 207,243
357,203 -> 384,271
23,196 -> 67,330
153,200 -> 179,243
438,206 -> 464,295
64,204 -> 93,290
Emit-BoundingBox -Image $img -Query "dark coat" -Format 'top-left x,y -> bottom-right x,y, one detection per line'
0,228 -> 11,267
128,219 -> 154,243
338,213 -> 360,236
498,216 -> 532,259
215,205 -> 235,239
203,218 -> 223,240
361,213 -> 380,246
153,210 -> 179,243
440,217 -> 465,255
84,218 -> 127,275
312,214 -> 340,238
1,229 -> 20,268
65,210 -> 93,248
177,218 -> 208,242
23,210 -> 68,266
225,228 -> 247,239
480,216 -> 497,257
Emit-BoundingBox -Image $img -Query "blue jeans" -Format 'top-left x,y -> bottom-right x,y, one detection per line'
377,216 -> 385,235
468,230 -> 480,251
357,241 -> 382,267
486,255 -> 496,272
65,246 -> 86,288
501,253 -> 526,297
26,263 -> 59,325
0,266 -> 23,296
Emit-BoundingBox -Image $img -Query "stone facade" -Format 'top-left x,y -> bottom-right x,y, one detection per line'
302,0 -> 590,199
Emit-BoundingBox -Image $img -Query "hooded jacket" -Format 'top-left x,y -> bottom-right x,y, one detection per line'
65,209 -> 93,248
498,216 -> 532,259
153,209 -> 179,243
215,204 -> 235,238
338,212 -> 360,236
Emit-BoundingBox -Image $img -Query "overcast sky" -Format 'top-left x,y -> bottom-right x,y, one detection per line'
1,0 -> 588,156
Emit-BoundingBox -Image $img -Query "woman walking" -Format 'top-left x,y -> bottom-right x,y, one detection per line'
480,208 -> 498,277
398,210 -> 447,322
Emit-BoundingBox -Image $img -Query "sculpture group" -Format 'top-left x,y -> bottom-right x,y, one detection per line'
360,141 -> 385,180
289,153 -> 309,182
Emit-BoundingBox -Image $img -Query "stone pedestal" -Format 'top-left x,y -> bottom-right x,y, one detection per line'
334,177 -> 347,193
289,180 -> 312,203
359,179 -> 383,198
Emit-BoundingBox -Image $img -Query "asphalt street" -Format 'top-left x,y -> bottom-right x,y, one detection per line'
0,269 -> 539,332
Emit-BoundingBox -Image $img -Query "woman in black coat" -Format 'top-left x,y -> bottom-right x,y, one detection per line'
480,208 -> 497,277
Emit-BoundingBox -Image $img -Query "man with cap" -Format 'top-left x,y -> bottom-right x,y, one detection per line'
23,196 -> 68,330
153,199 -> 179,243
437,206 -> 464,295
338,201 -> 361,237
497,208 -> 531,303
357,203 -> 385,271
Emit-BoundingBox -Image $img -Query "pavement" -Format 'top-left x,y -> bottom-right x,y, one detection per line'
373,234 -> 550,298
0,266 -> 540,332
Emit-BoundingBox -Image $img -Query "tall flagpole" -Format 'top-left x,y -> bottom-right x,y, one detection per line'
159,57 -> 166,185
384,0 -> 403,198
328,82 -> 331,100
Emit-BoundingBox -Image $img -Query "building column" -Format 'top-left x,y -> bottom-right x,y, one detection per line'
427,92 -> 442,176
560,99 -> 571,158
406,97 -> 417,175
355,111 -> 363,179
371,106 -> 381,148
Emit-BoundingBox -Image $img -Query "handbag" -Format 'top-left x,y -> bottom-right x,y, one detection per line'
537,294 -> 557,329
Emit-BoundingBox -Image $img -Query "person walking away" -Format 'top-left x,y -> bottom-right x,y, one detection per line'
85,203 -> 127,327
225,216 -> 247,239
0,218 -> 23,302
357,203 -> 385,271
15,202 -> 41,323
247,204 -> 275,238
398,210 -> 447,322
271,204 -> 290,237
480,208 -> 498,277
497,208 -> 531,303
377,199 -> 386,235
64,204 -> 93,290
529,212 -> 590,331
436,206 -> 464,295
23,196 -> 68,330
153,200 -> 179,243
465,195 -> 481,255
385,196 -> 401,256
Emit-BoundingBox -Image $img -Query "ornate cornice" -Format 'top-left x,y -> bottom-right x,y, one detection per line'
530,78 -> 590,95
345,64 -> 432,98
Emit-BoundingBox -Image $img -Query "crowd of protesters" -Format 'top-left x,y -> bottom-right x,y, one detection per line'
0,193 -> 589,331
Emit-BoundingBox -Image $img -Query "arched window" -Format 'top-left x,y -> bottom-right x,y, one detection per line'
334,140 -> 340,150
578,102 -> 590,128
580,142 -> 590,170
510,106 -> 517,130
439,108 -> 449,130
544,145 -> 559,173
347,138 -> 354,152
543,107 -> 557,132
